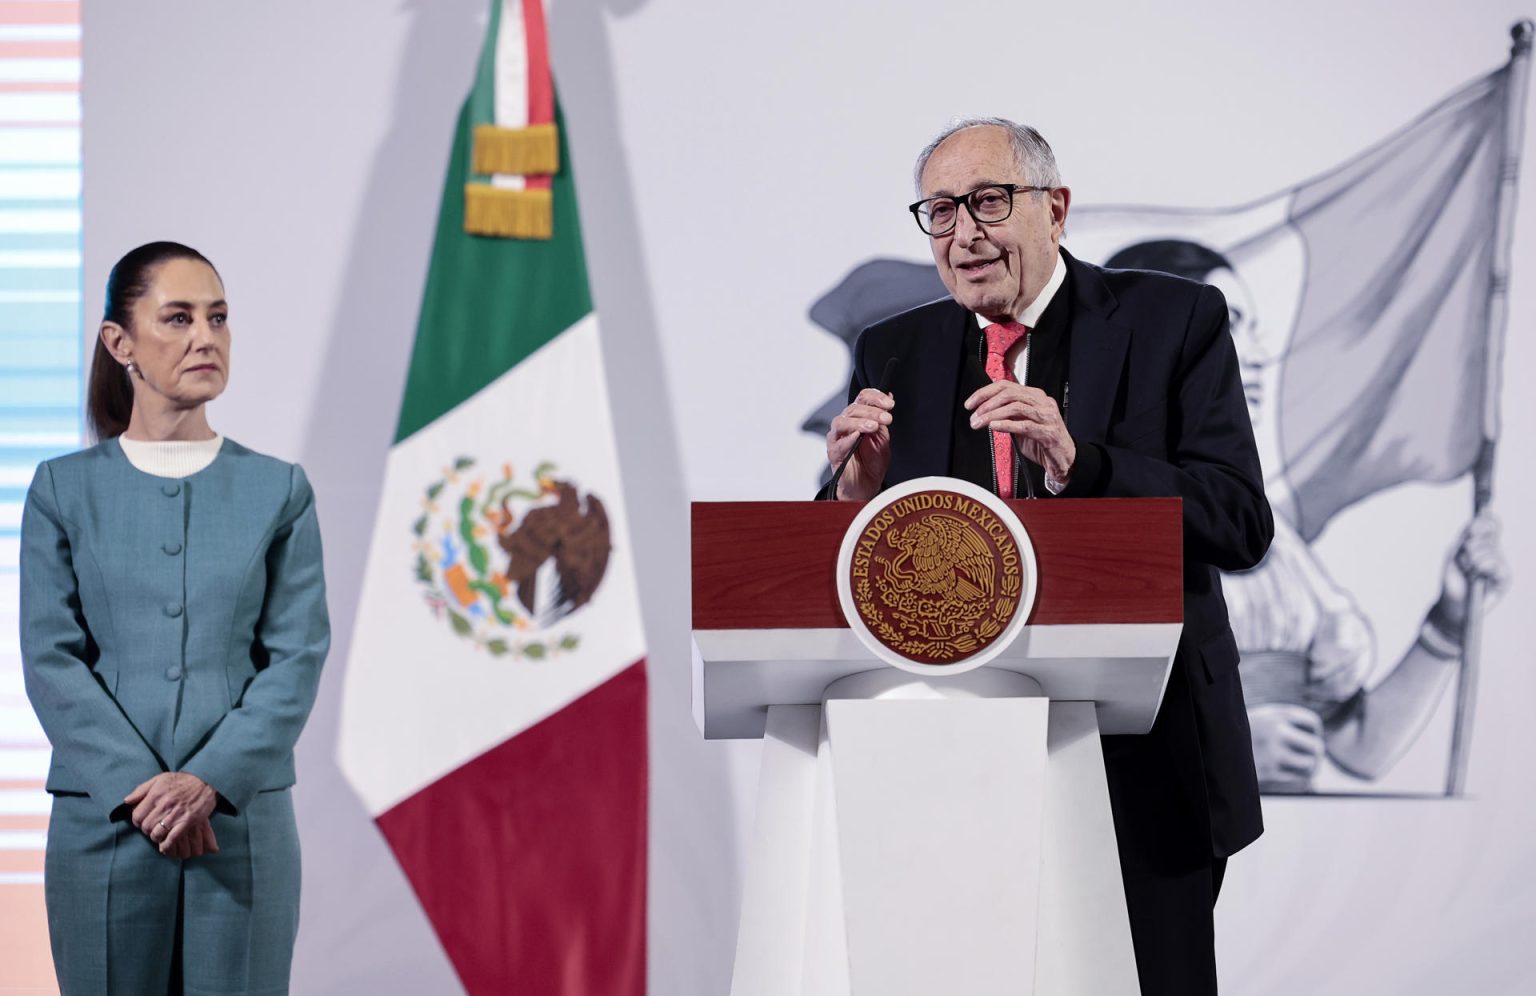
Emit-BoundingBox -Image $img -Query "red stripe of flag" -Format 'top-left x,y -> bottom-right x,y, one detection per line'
376,661 -> 648,995
521,0 -> 554,127
522,0 -> 554,192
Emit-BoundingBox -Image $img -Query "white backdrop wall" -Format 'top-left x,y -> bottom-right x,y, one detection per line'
82,1 -> 1536,993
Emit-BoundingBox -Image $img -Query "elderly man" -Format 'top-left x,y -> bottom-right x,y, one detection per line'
825,118 -> 1274,995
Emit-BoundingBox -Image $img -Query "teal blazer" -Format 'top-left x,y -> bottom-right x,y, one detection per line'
20,437 -> 329,820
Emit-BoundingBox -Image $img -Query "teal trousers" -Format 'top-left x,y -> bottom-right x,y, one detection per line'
44,789 -> 300,995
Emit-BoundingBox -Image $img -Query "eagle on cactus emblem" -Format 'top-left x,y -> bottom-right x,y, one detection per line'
412,457 -> 611,660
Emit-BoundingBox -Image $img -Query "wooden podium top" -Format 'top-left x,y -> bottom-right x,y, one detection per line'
690,496 -> 1184,738
692,497 -> 1182,631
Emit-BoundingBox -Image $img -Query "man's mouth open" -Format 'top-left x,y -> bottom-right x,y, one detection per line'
957,257 -> 1000,278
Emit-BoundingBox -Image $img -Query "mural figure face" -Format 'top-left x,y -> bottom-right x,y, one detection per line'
1204,265 -> 1269,419
918,126 -> 1069,322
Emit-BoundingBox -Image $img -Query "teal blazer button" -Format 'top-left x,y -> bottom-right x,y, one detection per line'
162,482 -> 180,497
164,602 -> 183,618
162,542 -> 182,556
165,666 -> 182,681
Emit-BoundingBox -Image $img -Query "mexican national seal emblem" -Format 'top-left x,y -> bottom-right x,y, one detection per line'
412,457 -> 611,659
837,477 -> 1037,673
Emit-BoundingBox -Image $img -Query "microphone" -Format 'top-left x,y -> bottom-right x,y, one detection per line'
826,356 -> 900,499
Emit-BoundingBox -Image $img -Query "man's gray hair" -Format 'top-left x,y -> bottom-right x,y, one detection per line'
913,117 -> 1062,194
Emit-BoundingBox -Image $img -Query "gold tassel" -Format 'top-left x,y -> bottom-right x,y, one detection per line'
463,185 -> 553,240
472,124 -> 560,177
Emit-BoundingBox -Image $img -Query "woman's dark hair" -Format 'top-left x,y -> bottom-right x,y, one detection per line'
87,241 -> 219,441
1103,239 -> 1232,285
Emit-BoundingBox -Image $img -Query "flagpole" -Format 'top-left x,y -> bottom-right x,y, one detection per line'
1445,20 -> 1532,797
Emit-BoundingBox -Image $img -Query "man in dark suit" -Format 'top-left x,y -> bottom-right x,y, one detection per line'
825,118 -> 1274,995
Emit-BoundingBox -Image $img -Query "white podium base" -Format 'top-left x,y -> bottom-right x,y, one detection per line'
729,670 -> 1139,996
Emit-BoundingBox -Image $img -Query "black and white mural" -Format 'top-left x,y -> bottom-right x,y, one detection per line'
803,43 -> 1523,797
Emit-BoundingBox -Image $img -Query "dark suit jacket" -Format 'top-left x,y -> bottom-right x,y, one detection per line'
840,248 -> 1273,868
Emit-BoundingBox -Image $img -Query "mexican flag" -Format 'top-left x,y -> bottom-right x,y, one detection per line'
337,2 -> 647,993
1066,63 -> 1512,540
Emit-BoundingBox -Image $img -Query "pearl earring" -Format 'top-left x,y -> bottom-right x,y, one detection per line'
125,361 -> 137,377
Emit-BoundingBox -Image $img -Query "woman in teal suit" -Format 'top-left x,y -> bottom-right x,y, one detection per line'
20,242 -> 329,994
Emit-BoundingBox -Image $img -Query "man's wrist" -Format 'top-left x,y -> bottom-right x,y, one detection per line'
1044,444 -> 1075,495
1054,443 -> 1108,498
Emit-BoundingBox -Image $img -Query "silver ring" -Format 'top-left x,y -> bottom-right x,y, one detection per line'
157,819 -> 170,831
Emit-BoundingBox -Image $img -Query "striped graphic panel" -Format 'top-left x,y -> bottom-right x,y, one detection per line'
1,0 -> 79,936
1,5 -> 77,989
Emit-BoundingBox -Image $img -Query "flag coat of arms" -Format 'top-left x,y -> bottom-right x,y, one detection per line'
338,2 -> 647,992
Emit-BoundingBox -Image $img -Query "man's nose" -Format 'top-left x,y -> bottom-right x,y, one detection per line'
953,206 -> 984,244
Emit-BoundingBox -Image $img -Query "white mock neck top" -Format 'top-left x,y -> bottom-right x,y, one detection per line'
117,434 -> 224,479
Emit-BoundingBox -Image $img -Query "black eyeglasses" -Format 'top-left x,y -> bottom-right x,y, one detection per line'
908,183 -> 1051,237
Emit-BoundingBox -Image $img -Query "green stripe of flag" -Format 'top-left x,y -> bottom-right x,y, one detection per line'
393,27 -> 591,443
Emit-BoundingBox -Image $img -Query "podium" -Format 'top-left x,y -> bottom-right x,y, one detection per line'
692,482 -> 1182,995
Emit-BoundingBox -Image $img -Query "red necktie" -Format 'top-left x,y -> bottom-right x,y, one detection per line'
983,321 -> 1029,499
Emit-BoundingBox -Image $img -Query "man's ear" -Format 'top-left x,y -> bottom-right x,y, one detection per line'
1050,186 -> 1072,239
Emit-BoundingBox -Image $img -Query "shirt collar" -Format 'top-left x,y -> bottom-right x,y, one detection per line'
974,250 -> 1067,329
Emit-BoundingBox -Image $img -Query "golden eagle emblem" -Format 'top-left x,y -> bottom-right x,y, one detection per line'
886,514 -> 996,607
849,490 -> 1023,664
